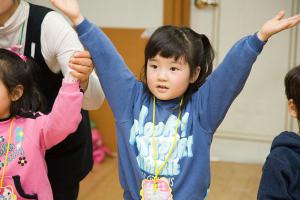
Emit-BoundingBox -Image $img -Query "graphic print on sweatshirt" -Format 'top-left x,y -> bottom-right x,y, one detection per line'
0,126 -> 26,169
130,105 -> 193,184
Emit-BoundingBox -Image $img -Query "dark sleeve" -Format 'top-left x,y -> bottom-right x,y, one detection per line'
257,157 -> 293,200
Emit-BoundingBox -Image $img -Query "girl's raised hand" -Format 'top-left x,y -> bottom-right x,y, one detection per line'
258,11 -> 300,41
50,0 -> 83,25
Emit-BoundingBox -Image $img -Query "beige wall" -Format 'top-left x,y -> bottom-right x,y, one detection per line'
27,0 -> 163,28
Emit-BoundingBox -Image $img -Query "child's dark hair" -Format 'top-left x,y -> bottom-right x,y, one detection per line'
0,48 -> 45,118
285,65 -> 300,121
141,25 -> 214,104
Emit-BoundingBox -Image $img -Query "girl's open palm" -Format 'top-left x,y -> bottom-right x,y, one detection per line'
259,11 -> 300,41
50,0 -> 83,25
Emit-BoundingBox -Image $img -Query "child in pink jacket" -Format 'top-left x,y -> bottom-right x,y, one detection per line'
0,48 -> 83,199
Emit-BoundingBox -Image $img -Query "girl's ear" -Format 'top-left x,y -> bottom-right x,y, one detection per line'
10,85 -> 24,102
190,66 -> 201,83
288,99 -> 298,119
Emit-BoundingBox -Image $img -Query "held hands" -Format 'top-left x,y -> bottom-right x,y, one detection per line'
258,11 -> 300,41
50,0 -> 83,25
69,50 -> 94,90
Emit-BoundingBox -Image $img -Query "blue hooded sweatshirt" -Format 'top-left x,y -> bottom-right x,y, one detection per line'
76,19 -> 265,200
258,131 -> 300,200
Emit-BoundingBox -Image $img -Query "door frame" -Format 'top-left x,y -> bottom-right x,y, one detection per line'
164,0 -> 191,26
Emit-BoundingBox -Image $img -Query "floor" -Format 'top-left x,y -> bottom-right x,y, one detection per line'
78,157 -> 262,200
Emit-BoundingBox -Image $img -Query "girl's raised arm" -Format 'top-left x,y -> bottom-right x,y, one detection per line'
51,0 -> 141,121
197,11 -> 300,133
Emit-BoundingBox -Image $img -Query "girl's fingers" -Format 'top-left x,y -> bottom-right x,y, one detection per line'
71,50 -> 93,68
70,57 -> 93,68
274,10 -> 285,20
288,15 -> 300,27
69,63 -> 93,74
69,62 -> 92,83
70,70 -> 88,82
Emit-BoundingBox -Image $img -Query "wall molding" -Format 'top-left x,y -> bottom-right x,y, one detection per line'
215,130 -> 273,143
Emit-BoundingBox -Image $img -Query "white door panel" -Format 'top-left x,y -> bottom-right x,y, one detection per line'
191,2 -> 215,39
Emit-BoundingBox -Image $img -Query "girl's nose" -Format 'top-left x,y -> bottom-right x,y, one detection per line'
157,69 -> 168,81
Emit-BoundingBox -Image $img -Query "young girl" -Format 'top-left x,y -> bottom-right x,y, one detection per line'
1,1 -> 104,198
52,1 -> 300,199
0,48 -> 83,200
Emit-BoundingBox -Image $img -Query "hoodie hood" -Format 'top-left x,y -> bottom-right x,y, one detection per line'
271,131 -> 300,154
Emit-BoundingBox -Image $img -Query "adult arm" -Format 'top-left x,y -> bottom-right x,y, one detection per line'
41,11 -> 104,110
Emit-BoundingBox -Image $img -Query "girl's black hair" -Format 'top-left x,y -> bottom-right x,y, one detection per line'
141,25 -> 214,105
285,65 -> 300,121
0,48 -> 45,118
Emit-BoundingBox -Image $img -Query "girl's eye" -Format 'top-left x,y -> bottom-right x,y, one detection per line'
150,65 -> 158,69
170,67 -> 178,71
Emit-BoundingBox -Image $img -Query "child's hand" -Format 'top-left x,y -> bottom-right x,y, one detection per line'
258,11 -> 300,41
50,0 -> 83,25
69,51 -> 94,88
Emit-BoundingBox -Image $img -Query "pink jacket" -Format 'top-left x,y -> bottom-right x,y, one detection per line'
0,80 -> 83,200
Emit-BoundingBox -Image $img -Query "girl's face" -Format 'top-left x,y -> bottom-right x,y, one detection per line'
0,80 -> 11,119
0,0 -> 18,25
146,54 -> 194,100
